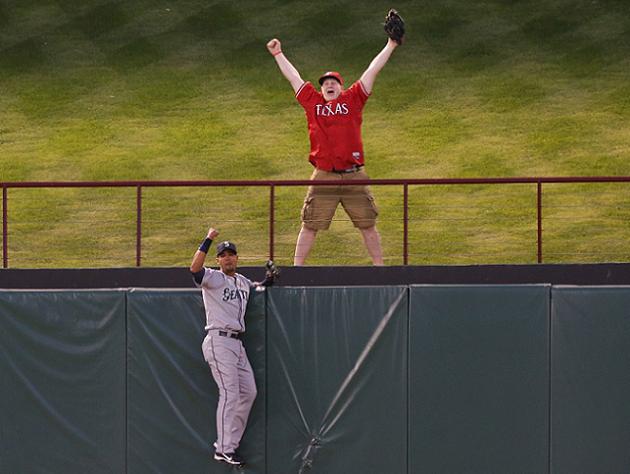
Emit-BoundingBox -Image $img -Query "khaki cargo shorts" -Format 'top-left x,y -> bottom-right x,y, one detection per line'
301,167 -> 379,231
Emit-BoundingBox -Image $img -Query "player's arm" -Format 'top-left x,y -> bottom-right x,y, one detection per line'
359,38 -> 398,95
266,38 -> 304,94
190,227 -> 220,284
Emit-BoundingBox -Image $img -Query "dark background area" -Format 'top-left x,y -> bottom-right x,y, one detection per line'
2,263 -> 630,288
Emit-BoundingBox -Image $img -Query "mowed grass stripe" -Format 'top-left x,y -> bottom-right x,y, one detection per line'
1,0 -> 629,266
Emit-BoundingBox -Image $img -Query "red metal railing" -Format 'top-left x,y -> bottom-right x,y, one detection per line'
2,176 -> 630,268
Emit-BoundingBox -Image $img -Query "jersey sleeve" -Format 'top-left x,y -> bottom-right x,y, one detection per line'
349,81 -> 370,107
191,268 -> 205,285
199,268 -> 225,289
296,81 -> 319,109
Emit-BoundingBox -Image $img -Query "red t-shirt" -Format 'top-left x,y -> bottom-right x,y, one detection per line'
295,80 -> 370,171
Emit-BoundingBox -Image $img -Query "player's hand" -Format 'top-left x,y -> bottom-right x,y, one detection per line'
386,37 -> 399,49
266,38 -> 282,56
207,227 -> 219,240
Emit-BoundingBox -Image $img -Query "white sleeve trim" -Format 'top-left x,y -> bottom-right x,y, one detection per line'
295,81 -> 308,98
358,80 -> 371,97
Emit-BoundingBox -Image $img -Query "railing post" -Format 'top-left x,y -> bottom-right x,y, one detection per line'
136,186 -> 142,267
2,185 -> 7,268
269,185 -> 275,261
537,181 -> 542,263
403,183 -> 409,265
269,184 -> 276,260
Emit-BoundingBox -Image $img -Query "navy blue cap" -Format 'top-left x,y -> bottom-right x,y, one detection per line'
216,241 -> 238,256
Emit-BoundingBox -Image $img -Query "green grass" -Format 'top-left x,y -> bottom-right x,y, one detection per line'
1,0 -> 629,267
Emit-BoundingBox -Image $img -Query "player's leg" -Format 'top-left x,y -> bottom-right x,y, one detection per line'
359,226 -> 384,265
231,345 -> 257,449
294,225 -> 318,265
295,169 -> 340,265
203,335 -> 241,455
340,170 -> 384,265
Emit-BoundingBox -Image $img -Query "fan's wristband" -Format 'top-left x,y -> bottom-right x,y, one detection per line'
199,238 -> 212,253
272,50 -> 282,56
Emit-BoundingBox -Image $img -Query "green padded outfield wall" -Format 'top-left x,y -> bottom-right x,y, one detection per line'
409,285 -> 550,474
0,290 -> 126,474
266,287 -> 408,474
2,286 -> 630,474
551,286 -> 630,473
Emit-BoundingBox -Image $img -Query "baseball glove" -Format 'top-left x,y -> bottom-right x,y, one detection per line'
262,260 -> 280,286
265,260 -> 280,280
384,9 -> 405,45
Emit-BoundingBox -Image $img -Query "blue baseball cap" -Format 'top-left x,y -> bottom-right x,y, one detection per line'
216,241 -> 238,256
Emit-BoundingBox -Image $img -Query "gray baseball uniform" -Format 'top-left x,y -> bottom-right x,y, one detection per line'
196,267 -> 257,455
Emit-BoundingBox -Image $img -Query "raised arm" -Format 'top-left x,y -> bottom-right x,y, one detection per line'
359,38 -> 399,95
266,38 -> 305,94
190,227 -> 219,275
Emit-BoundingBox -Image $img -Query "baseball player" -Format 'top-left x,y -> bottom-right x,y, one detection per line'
266,10 -> 404,266
190,227 -> 277,467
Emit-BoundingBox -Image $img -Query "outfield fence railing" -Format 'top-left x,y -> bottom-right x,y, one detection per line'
2,177 -> 630,268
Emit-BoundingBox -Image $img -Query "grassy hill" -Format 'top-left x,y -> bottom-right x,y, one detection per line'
1,0 -> 629,267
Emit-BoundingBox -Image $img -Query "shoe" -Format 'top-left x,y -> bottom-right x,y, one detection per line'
214,451 -> 244,467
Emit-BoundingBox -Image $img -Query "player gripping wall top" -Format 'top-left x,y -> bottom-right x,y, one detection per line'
190,226 -> 278,468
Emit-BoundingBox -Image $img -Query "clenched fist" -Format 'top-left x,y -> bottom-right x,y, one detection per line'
207,227 -> 219,240
266,38 -> 282,56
